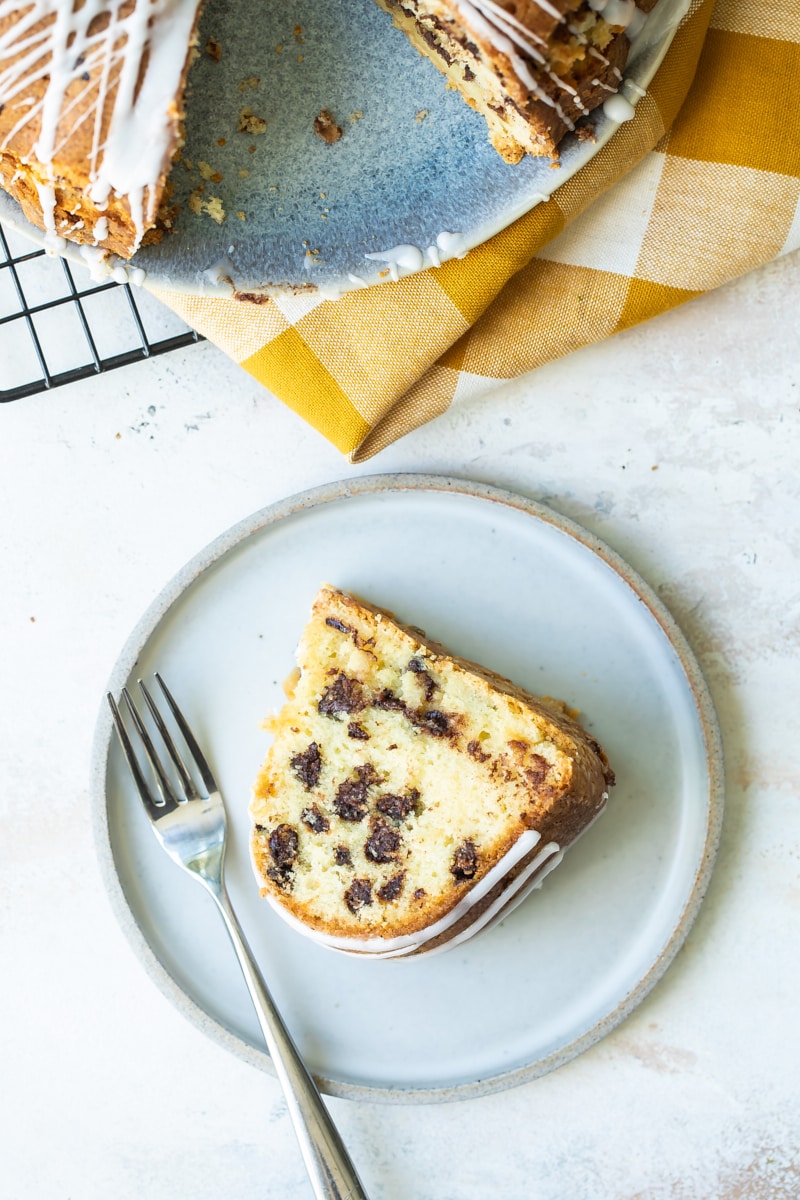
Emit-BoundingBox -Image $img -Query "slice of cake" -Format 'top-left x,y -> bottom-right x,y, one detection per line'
372,0 -> 658,162
250,584 -> 614,959
0,0 -> 204,258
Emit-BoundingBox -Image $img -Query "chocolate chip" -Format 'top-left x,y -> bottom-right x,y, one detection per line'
290,742 -> 322,789
318,672 -> 366,716
364,819 -> 401,863
334,845 -> 352,866
301,804 -> 329,834
451,840 -> 478,881
407,657 -> 437,700
344,878 -> 372,913
411,709 -> 451,737
378,873 -> 405,902
333,766 -> 378,822
269,824 -> 298,871
413,887 -> 426,900
347,722 -> 369,740
376,788 -> 420,822
373,688 -> 452,737
467,739 -> 490,763
524,754 -> 550,787
325,616 -> 357,638
267,865 -> 293,891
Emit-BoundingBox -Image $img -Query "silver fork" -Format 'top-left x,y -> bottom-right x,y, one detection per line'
107,674 -> 370,1200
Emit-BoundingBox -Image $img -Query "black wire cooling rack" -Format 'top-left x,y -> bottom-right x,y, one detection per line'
0,221 -> 202,402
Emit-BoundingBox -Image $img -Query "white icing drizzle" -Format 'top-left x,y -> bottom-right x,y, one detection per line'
364,243 -> 425,281
0,0 -> 201,250
603,92 -> 636,121
450,0 -> 578,126
436,230 -> 468,258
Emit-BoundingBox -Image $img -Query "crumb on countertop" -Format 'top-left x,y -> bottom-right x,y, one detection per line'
205,36 -> 221,61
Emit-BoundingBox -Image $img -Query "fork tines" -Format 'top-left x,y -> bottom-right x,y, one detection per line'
107,675 -> 217,812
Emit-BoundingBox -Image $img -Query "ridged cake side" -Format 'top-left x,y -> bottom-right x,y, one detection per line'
250,585 -> 614,956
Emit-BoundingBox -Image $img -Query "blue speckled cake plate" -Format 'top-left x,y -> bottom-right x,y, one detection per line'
0,0 -> 687,299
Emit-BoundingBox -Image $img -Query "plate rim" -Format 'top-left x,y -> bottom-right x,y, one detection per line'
0,0 -> 688,299
90,472 -> 725,1103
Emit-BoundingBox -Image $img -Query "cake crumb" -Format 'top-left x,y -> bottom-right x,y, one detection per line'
314,109 -> 342,144
238,107 -> 267,134
238,169 -> 250,178
189,187 -> 226,224
574,122 -> 596,143
205,196 -> 225,223
349,110 -> 363,123
294,25 -> 304,43
415,109 -> 429,122
236,210 -> 246,220
238,75 -> 260,92
205,37 -> 221,61
217,137 -> 226,146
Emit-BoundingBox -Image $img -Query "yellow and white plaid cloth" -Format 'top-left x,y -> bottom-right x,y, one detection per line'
154,0 -> 800,461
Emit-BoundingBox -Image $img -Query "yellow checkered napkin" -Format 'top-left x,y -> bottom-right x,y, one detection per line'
154,0 -> 798,460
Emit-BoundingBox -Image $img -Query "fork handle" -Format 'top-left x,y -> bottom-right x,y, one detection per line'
211,884 -> 371,1200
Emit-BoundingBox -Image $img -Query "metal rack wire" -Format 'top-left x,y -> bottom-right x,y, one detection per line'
0,221 -> 202,401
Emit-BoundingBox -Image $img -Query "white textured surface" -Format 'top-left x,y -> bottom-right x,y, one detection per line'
2,249 -> 799,1198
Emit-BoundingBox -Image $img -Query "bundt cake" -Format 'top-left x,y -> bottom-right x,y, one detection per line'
0,0 -> 660,259
250,585 -> 614,959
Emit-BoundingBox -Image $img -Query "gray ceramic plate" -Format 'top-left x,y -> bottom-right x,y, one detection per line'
0,0 -> 687,298
91,475 -> 723,1102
